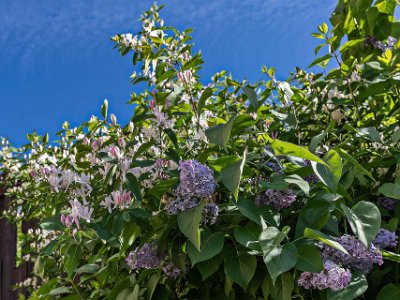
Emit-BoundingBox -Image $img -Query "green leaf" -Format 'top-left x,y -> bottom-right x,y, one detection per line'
75,263 -> 100,274
49,286 -> 71,296
220,150 -> 247,199
308,54 -> 331,68
295,244 -> 324,272
303,228 -> 348,254
236,198 -> 278,227
356,127 -> 381,142
147,274 -> 160,300
234,223 -> 262,250
197,252 -> 223,280
259,227 -> 286,257
205,115 -> 236,148
327,272 -> 367,300
187,231 -> 225,265
34,256 -> 45,279
340,39 -> 365,52
379,183 -> 400,200
341,201 -> 381,247
40,216 -> 64,231
284,174 -> 309,196
270,272 -> 294,300
375,0 -> 396,14
295,196 -> 336,238
336,148 -> 375,181
197,87 -> 213,116
269,139 -> 326,165
177,201 -> 205,251
242,85 -> 260,110
318,22 -> 328,34
311,149 -> 342,192
65,244 -> 82,277
381,250 -> 400,263
264,243 -> 298,283
377,284 -> 400,300
223,244 -> 257,289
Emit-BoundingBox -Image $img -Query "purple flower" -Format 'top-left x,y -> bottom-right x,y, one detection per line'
298,260 -> 351,290
126,242 -> 164,270
175,160 -> 216,199
202,203 -> 219,225
320,234 -> 383,274
167,198 -> 199,215
162,262 -> 181,279
373,229 -> 398,249
255,189 -> 296,210
378,197 -> 397,212
266,162 -> 281,172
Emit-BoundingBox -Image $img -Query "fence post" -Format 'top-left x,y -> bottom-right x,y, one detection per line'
0,185 -> 17,300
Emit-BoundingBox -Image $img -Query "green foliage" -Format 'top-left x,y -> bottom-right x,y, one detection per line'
1,0 -> 400,299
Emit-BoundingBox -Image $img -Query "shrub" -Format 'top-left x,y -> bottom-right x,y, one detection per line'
1,1 -> 400,299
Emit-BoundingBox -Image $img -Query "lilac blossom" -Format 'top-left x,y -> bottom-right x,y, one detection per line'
298,260 -> 351,290
175,160 -> 216,199
167,198 -> 199,215
373,229 -> 398,249
202,203 -> 219,225
255,189 -> 297,210
162,262 -> 181,279
126,242 -> 164,270
320,234 -> 383,274
378,197 -> 397,212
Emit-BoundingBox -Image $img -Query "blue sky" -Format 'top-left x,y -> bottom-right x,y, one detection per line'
0,0 -> 336,145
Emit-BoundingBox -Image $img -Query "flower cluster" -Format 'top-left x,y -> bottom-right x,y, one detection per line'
175,160 -> 216,199
61,199 -> 93,228
365,35 -> 397,52
162,262 -> 181,279
373,229 -> 398,249
126,242 -> 165,270
298,260 -> 351,290
378,197 -> 397,212
202,203 -> 219,225
320,234 -> 383,274
167,198 -> 199,215
100,190 -> 132,212
255,189 -> 297,210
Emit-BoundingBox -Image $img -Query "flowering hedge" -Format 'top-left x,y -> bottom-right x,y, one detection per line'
1,1 -> 400,299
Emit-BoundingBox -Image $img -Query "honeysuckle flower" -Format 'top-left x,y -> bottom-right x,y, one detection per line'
110,114 -> 117,125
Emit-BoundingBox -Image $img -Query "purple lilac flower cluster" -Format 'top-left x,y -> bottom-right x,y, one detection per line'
162,262 -> 181,279
298,260 -> 351,290
304,160 -> 319,184
366,36 -> 397,52
202,203 -> 219,225
126,242 -> 165,270
320,234 -> 383,274
175,160 -> 216,199
266,162 -> 281,172
378,197 -> 397,212
255,189 -> 297,210
167,160 -> 219,225
167,198 -> 199,215
373,229 -> 398,249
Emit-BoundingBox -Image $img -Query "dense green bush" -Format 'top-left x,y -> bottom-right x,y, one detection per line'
1,1 -> 400,299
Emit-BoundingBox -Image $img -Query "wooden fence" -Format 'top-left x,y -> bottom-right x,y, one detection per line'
0,186 -> 32,300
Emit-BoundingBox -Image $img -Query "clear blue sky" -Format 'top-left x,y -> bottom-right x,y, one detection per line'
0,0 -> 336,145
